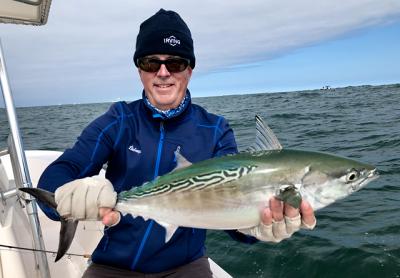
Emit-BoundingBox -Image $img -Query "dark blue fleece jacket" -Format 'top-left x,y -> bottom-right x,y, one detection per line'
37,92 -> 256,273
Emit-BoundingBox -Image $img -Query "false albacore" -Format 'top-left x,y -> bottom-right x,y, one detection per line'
20,116 -> 378,261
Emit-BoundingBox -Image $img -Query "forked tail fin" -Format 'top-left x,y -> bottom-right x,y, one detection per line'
19,187 -> 78,262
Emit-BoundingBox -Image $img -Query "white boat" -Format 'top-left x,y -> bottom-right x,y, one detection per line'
0,2 -> 231,277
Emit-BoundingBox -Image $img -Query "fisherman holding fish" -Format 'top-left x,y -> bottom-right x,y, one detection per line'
35,9 -> 316,277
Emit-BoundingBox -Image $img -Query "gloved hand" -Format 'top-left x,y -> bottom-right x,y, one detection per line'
54,176 -> 117,220
239,198 -> 316,243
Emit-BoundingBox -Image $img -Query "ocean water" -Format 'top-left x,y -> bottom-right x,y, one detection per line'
1,84 -> 399,277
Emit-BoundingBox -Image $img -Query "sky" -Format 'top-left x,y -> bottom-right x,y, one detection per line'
0,0 -> 400,107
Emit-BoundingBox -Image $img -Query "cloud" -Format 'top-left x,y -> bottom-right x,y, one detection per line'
0,0 -> 399,105
187,0 -> 400,70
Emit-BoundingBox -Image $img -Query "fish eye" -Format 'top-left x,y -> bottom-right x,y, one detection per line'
345,170 -> 359,183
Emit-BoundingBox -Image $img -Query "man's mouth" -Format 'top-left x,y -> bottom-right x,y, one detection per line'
154,84 -> 173,88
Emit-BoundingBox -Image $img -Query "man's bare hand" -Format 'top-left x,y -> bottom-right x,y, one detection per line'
99,208 -> 121,227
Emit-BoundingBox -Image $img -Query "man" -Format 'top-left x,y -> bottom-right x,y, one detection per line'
38,9 -> 316,277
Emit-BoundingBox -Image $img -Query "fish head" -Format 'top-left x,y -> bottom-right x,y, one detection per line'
299,151 -> 379,210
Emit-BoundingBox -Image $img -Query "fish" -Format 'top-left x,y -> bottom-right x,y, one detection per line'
19,115 -> 379,261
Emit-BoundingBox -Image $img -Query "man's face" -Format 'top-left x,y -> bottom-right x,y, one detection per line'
139,54 -> 192,111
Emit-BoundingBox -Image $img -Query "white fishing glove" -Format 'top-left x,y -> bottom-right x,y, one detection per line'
55,176 -> 117,220
239,215 -> 316,243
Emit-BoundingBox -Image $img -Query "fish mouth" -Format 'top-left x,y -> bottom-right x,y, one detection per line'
365,168 -> 379,183
368,168 -> 379,178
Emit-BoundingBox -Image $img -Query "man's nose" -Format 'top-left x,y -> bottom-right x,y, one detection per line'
157,64 -> 171,77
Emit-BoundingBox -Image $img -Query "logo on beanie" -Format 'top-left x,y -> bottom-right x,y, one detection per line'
164,35 -> 180,47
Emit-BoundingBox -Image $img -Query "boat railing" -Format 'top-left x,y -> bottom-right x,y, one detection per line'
0,40 -> 51,278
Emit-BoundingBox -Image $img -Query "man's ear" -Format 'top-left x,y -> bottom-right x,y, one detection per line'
187,66 -> 193,78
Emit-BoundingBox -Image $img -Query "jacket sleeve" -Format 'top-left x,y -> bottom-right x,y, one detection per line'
37,103 -> 123,220
212,116 -> 238,157
213,116 -> 259,244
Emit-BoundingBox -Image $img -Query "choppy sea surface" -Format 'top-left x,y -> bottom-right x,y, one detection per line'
1,84 -> 399,277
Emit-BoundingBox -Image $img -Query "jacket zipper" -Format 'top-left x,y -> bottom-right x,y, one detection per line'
153,121 -> 165,179
131,121 -> 165,270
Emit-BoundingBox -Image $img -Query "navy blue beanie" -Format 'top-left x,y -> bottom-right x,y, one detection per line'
133,9 -> 195,69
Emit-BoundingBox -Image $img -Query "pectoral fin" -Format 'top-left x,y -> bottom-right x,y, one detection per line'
173,146 -> 192,171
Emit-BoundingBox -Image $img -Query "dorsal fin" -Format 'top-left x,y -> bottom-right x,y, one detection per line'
172,146 -> 192,171
246,115 -> 283,152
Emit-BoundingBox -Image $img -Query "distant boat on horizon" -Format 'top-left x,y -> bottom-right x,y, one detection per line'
321,85 -> 332,90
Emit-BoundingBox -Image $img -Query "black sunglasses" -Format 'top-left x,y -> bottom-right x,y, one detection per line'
137,57 -> 190,73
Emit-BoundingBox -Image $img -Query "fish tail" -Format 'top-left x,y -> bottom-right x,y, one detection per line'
19,187 -> 78,262
19,187 -> 57,208
56,218 -> 78,261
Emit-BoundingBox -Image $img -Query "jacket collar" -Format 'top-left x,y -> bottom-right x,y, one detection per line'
142,89 -> 192,121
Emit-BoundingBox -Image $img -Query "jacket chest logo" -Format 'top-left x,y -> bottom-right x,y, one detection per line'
128,145 -> 142,154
